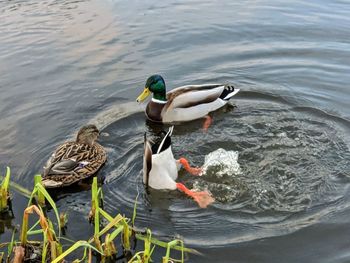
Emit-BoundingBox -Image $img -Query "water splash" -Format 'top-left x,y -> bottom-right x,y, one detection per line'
200,148 -> 241,177
91,95 -> 350,247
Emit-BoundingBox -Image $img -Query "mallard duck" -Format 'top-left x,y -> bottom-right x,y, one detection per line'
42,124 -> 107,188
136,75 -> 240,124
143,126 -> 214,208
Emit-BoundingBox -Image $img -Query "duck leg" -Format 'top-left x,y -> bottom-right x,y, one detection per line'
178,158 -> 202,175
176,183 -> 214,208
202,115 -> 212,131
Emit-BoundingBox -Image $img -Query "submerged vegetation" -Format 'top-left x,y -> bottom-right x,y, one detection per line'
0,167 -> 11,214
0,167 -> 197,262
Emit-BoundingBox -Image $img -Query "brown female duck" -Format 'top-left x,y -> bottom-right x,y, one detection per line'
42,124 -> 107,188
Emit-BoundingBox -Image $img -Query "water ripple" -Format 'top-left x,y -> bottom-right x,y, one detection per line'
1,0 -> 350,260
84,94 -> 350,246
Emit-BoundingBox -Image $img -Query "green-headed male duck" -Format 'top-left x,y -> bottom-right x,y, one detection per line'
137,75 -> 240,128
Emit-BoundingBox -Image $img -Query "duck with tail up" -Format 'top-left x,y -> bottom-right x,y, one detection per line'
143,126 -> 214,208
136,75 -> 240,129
42,124 -> 107,188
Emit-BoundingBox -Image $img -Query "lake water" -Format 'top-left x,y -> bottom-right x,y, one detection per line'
0,0 -> 350,262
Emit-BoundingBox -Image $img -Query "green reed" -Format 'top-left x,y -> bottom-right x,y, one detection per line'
0,169 -> 198,262
0,167 -> 11,213
88,177 -> 198,263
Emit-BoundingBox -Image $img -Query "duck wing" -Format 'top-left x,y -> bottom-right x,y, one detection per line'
43,141 -> 76,177
43,142 -> 107,188
46,159 -> 79,175
163,84 -> 239,122
143,133 -> 153,188
166,84 -> 225,109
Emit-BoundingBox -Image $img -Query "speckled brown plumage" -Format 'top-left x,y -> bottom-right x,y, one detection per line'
42,141 -> 107,188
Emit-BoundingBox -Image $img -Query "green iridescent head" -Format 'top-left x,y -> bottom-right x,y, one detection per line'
136,75 -> 167,102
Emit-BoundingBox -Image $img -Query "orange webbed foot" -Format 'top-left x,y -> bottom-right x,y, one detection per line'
176,183 -> 215,208
178,158 -> 202,176
191,191 -> 215,208
203,115 -> 212,132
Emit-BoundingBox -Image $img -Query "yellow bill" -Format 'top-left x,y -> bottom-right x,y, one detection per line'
136,87 -> 151,102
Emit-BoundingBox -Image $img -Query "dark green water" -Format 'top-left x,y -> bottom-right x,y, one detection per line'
0,0 -> 350,262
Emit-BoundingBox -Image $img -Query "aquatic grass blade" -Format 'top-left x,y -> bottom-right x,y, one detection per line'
132,193 -> 139,227
143,229 -> 152,262
94,214 -> 123,240
7,230 -> 16,258
0,167 -> 31,199
135,233 -> 199,255
42,230 -> 48,263
28,219 -> 41,233
20,205 -> 54,246
99,208 -> 114,222
27,229 -> 44,236
88,247 -> 92,263
73,246 -> 89,263
104,233 -> 117,256
51,240 -> 59,260
128,252 -> 142,263
109,225 -> 124,241
34,183 -> 62,238
0,166 -> 11,211
91,177 -> 100,235
51,240 -> 102,263
163,240 -> 184,263
121,219 -> 131,251
9,180 -> 32,199
34,175 -> 45,207
128,229 -> 153,263
59,236 -> 76,244
60,211 -> 68,229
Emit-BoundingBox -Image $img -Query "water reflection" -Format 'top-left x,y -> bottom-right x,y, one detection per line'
0,0 -> 350,261
0,212 -> 15,235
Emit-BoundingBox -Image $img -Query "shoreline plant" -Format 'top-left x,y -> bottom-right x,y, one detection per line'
0,167 -> 199,262
0,167 -> 12,214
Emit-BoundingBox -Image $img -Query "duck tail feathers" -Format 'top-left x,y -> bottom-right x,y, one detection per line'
168,126 -> 174,136
220,85 -> 240,101
156,126 -> 174,154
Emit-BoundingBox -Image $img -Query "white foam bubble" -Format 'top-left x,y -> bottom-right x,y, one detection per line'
201,148 -> 241,177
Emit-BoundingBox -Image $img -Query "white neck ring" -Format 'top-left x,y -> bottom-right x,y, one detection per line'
152,98 -> 167,104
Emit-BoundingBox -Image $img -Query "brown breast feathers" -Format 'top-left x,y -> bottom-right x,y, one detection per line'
146,101 -> 165,122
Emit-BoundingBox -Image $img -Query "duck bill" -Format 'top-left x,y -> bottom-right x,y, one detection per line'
136,87 -> 151,102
